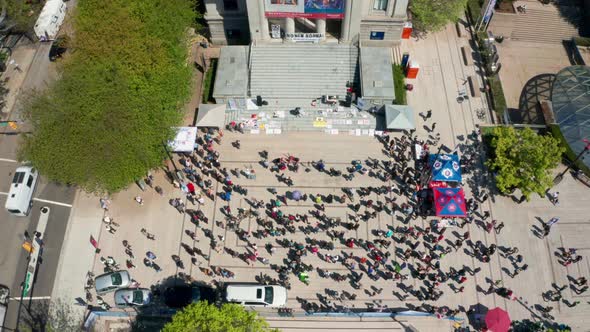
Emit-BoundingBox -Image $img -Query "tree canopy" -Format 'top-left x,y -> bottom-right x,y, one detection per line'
5,0 -> 43,33
162,302 -> 275,332
18,0 -> 198,193
410,0 -> 468,34
486,126 -> 564,200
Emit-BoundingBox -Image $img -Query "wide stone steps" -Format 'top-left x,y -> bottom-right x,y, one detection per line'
249,44 -> 360,100
511,7 -> 580,44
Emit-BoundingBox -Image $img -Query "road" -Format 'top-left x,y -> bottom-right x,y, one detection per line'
0,41 -> 75,330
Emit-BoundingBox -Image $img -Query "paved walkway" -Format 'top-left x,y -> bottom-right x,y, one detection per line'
0,39 -> 37,121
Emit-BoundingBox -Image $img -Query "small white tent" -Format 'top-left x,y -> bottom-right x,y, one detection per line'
34,0 -> 67,40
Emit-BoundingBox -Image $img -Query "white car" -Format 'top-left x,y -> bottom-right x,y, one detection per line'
95,271 -> 131,295
224,284 -> 287,307
114,288 -> 151,308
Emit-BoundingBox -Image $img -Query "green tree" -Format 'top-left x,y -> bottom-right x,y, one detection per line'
162,302 -> 277,332
486,127 -> 564,201
18,0 -> 197,193
409,0 -> 468,34
5,0 -> 44,33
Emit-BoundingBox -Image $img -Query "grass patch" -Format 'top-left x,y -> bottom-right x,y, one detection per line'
392,64 -> 407,105
548,124 -> 590,176
202,58 -> 218,104
489,76 -> 507,116
472,31 -> 508,117
574,36 -> 590,47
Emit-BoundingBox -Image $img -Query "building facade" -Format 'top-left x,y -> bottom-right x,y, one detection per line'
204,0 -> 409,47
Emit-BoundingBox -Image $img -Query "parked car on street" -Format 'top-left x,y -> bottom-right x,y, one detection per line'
95,271 -> 131,295
163,284 -> 216,309
224,284 -> 287,307
114,288 -> 151,308
5,166 -> 39,216
49,36 -> 68,61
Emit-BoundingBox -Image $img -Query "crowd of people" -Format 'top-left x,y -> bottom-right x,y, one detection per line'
156,123 -> 500,320
93,114 -> 584,330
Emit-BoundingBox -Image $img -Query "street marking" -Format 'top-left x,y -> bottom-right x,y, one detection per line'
0,158 -> 18,163
33,197 -> 73,208
0,193 -> 73,208
9,296 -> 51,301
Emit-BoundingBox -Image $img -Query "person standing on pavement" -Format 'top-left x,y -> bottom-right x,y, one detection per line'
100,198 -> 110,211
542,217 -> 559,237
547,217 -> 559,227
135,196 -> 144,205
550,192 -> 559,205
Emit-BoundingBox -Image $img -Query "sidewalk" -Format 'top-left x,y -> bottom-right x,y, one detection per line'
50,191 -> 103,318
0,39 -> 37,121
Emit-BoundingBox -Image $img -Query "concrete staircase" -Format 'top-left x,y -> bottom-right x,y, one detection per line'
510,3 -> 580,44
249,44 -> 359,99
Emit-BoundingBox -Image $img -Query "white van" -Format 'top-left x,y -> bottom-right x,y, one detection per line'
5,166 -> 39,217
224,284 -> 287,307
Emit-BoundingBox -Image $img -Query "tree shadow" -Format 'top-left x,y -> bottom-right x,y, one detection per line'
553,1 -> 589,36
18,298 -> 83,332
130,274 -> 220,331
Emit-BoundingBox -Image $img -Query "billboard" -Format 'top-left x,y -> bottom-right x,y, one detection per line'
265,0 -> 344,19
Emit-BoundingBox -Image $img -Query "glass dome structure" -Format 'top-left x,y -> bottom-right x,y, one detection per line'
551,66 -> 590,169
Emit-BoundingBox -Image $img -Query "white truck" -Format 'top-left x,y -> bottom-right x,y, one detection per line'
33,0 -> 67,41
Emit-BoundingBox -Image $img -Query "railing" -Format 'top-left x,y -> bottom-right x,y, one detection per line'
247,42 -> 253,96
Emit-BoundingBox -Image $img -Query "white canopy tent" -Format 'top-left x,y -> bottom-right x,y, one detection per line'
384,105 -> 416,130
196,104 -> 227,128
169,127 -> 198,152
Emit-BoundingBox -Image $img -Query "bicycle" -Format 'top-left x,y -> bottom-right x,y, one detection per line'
475,108 -> 486,120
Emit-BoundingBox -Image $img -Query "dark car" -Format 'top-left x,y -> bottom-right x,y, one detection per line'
49,37 -> 68,61
163,284 -> 216,308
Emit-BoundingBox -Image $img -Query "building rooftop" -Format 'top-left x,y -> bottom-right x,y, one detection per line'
213,46 -> 249,98
360,47 -> 395,100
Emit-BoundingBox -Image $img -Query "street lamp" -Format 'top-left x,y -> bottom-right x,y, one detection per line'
553,139 -> 590,185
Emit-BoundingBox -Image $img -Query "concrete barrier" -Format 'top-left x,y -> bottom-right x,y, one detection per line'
468,76 -> 481,97
461,46 -> 473,66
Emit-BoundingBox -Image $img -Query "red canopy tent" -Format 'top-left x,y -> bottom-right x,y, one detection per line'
433,187 -> 467,217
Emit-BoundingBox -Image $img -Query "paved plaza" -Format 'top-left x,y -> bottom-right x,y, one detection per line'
78,129 -> 590,330
49,25 -> 590,332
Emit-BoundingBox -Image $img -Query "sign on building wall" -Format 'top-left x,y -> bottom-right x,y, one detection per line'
285,32 -> 323,42
265,0 -> 344,19
271,24 -> 281,38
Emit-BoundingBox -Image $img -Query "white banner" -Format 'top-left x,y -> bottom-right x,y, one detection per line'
271,24 -> 281,39
285,32 -> 323,42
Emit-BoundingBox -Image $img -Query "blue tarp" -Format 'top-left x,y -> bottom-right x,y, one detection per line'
428,154 -> 462,182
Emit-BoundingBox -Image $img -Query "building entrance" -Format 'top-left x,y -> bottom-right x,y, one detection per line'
294,18 -> 316,33
326,19 -> 341,40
